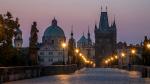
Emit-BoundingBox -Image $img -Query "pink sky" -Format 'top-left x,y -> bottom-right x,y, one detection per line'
0,0 -> 150,47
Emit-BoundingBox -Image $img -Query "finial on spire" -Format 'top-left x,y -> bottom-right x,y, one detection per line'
83,32 -> 85,36
52,17 -> 57,26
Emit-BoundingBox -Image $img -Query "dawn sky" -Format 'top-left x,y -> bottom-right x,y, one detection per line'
0,0 -> 150,47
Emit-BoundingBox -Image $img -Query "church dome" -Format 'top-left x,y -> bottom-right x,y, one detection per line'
44,26 -> 65,37
43,18 -> 65,38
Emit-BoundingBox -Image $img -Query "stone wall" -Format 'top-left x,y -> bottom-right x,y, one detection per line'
0,64 -> 77,83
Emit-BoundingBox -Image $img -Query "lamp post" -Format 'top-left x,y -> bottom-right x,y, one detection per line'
121,52 -> 125,67
105,60 -> 108,67
62,43 -> 66,65
75,48 -> 79,65
147,43 -> 150,49
130,49 -> 136,65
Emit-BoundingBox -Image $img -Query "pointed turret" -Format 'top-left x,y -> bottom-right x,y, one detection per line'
88,26 -> 90,38
87,26 -> 92,43
87,26 -> 92,46
99,7 -> 109,30
112,17 -> 116,28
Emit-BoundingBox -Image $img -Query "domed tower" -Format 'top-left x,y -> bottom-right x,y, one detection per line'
14,25 -> 23,49
38,18 -> 66,66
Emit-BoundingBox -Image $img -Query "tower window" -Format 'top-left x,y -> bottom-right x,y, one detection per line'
49,52 -> 53,55
40,52 -> 44,55
52,40 -> 54,45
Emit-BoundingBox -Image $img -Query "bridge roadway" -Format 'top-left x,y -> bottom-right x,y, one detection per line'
4,68 -> 150,84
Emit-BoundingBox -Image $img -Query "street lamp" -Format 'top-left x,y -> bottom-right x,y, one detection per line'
121,52 -> 125,57
131,49 -> 136,54
108,59 -> 111,62
75,49 -> 79,54
111,57 -> 114,60
147,43 -> 150,49
61,42 -> 66,65
105,60 -> 108,67
115,55 -> 118,59
130,49 -> 136,65
121,52 -> 125,66
105,60 -> 108,64
75,48 -> 79,65
79,53 -> 82,57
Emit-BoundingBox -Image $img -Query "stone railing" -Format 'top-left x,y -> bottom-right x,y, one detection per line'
112,65 -> 150,78
41,64 -> 77,75
0,66 -> 41,83
0,64 -> 77,83
130,65 -> 150,78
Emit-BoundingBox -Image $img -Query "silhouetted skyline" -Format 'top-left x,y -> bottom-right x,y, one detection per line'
0,0 -> 150,47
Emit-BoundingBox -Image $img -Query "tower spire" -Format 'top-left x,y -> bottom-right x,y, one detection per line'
88,26 -> 90,36
71,25 -> 73,38
88,26 -> 90,37
99,6 -> 109,30
101,6 -> 102,12
113,16 -> 116,28
87,26 -> 91,41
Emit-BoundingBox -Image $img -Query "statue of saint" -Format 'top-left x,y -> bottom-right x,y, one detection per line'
29,21 -> 39,65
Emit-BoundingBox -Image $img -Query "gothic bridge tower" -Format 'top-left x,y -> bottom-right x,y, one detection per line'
95,7 -> 117,67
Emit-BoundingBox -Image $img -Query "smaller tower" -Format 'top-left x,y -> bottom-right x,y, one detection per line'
14,25 -> 23,49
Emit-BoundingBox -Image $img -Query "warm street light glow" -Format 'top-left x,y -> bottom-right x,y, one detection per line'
105,60 -> 108,64
86,60 -> 90,64
93,63 -> 96,67
111,57 -> 114,61
131,49 -> 136,54
75,49 -> 79,53
147,43 -> 150,49
115,55 -> 118,59
90,61 -> 93,64
108,59 -> 111,62
61,43 -> 66,48
79,53 -> 82,56
121,52 -> 125,57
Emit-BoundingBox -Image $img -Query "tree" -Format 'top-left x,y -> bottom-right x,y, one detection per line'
0,12 -> 20,66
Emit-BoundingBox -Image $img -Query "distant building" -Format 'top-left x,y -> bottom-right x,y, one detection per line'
77,28 -> 95,61
95,7 -> 117,67
117,41 -> 142,65
14,26 -> 23,49
38,18 -> 67,66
